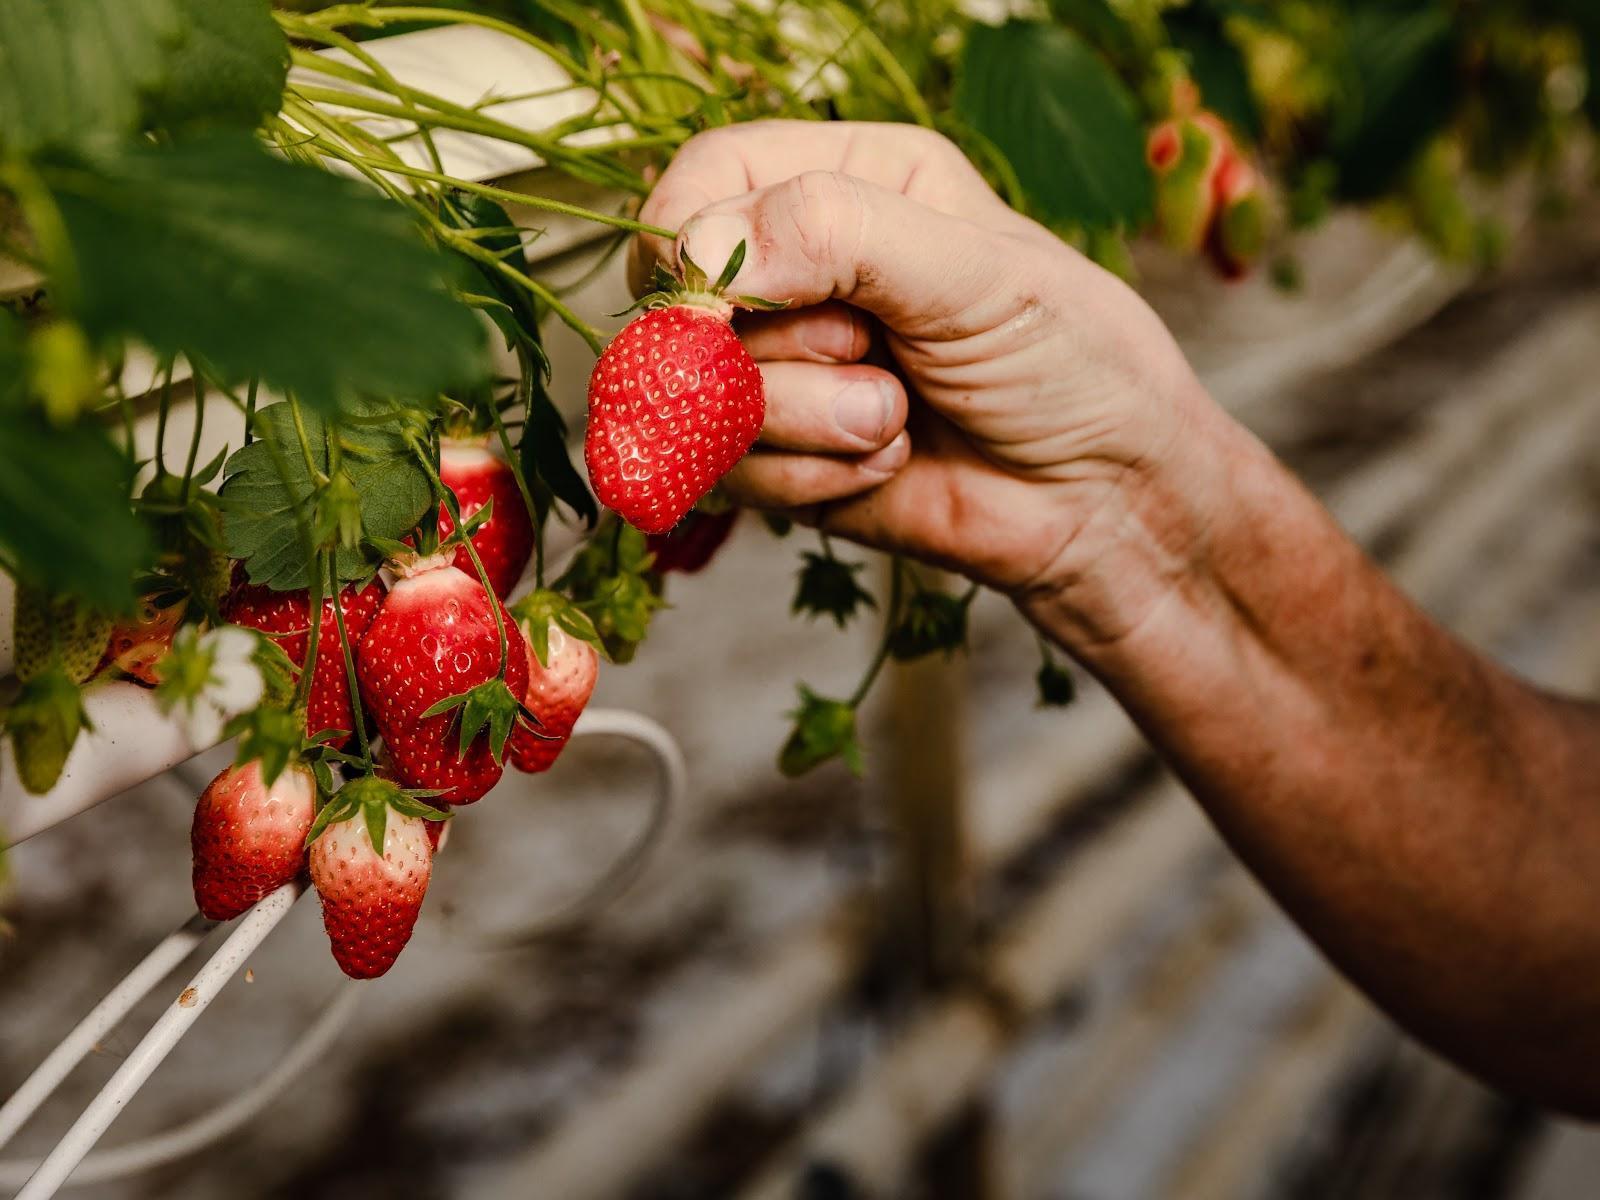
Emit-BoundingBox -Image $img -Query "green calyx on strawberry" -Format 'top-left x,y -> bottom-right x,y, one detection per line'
307,773 -> 447,979
507,590 -> 602,775
778,685 -> 862,778
555,519 -> 666,665
356,549 -> 529,803
793,549 -> 876,629
192,758 -> 318,921
585,240 -> 782,536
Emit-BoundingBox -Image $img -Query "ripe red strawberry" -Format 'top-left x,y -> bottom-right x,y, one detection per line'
223,566 -> 384,748
585,244 -> 770,535
309,778 -> 435,979
646,507 -> 740,575
437,436 -> 534,599
508,617 -> 599,773
191,759 -> 316,921
99,595 -> 186,685
356,552 -> 529,804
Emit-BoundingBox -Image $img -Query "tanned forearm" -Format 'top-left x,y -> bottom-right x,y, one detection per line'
1023,391 -> 1600,1116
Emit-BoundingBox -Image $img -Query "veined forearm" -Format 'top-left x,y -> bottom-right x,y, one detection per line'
1024,397 -> 1600,1114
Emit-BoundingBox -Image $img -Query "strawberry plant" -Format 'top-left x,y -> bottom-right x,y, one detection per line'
2,0 -> 1597,976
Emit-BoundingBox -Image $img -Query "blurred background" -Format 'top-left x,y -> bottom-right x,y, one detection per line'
5,3 -> 1600,1198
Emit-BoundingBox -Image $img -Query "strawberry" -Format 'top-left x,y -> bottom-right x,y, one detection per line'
13,586 -> 113,684
507,593 -> 601,774
1147,113 -> 1231,255
190,759 -> 316,921
585,242 -> 773,535
437,436 -> 535,599
1207,153 -> 1266,280
308,775 -> 442,979
646,507 -> 740,575
356,552 -> 529,804
99,595 -> 186,686
223,566 -> 384,748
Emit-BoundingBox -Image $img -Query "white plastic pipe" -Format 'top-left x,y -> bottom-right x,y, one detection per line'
0,985 -> 356,1191
0,915 -> 216,1150
13,884 -> 305,1199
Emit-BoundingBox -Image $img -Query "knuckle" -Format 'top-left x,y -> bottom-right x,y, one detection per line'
778,171 -> 863,272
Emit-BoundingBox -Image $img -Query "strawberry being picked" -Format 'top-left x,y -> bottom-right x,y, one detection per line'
437,436 -> 535,599
191,758 -> 317,920
356,551 -> 529,804
222,565 -> 384,748
307,774 -> 446,979
507,591 -> 601,774
585,242 -> 777,535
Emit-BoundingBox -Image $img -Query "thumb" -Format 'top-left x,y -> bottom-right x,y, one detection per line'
677,170 -> 1018,339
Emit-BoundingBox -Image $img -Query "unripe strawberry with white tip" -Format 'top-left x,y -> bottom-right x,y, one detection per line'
507,591 -> 602,774
307,774 -> 447,979
191,759 -> 316,921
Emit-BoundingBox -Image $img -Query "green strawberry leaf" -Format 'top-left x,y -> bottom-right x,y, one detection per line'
438,193 -> 594,530
792,551 -> 876,630
145,0 -> 288,133
1330,4 -> 1459,201
0,0 -> 183,157
220,398 -> 433,590
47,132 -> 488,412
1163,4 -> 1262,140
956,20 -> 1153,232
0,400 -> 154,611
778,686 -> 862,778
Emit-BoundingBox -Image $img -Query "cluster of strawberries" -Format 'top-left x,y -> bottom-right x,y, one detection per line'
189,440 -> 599,979
179,242 -> 763,981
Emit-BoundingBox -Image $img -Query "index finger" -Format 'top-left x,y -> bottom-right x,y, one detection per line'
628,121 -> 1014,292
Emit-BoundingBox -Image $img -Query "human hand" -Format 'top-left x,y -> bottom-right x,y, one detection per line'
632,120 -> 1226,642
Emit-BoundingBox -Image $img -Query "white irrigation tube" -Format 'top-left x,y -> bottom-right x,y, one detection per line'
0,707 -> 683,1193
0,985 -> 357,1191
0,915 -> 216,1150
486,707 -> 688,944
13,883 -> 306,1200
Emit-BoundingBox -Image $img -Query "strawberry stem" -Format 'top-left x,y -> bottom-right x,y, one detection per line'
154,360 -> 175,479
284,398 -> 327,715
243,378 -> 259,446
847,555 -> 906,708
181,375 -> 206,488
325,470 -> 373,769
